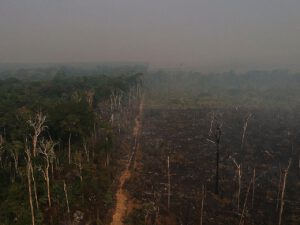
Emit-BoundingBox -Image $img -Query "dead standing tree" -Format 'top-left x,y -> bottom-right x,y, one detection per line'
39,139 -> 57,208
229,156 -> 242,212
25,143 -> 35,225
278,159 -> 292,225
167,155 -> 171,211
68,132 -> 72,165
110,89 -> 123,126
207,114 -> 222,195
82,140 -> 90,163
74,151 -> 83,182
10,146 -> 20,176
241,114 -> 251,153
208,112 -> 215,137
0,136 -> 4,168
30,162 -> 39,211
63,180 -> 71,221
214,126 -> 222,195
28,111 -> 47,157
251,168 -> 256,209
239,178 -> 253,225
27,112 -> 47,211
200,185 -> 206,225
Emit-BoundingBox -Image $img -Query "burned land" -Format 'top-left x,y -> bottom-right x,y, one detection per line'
123,71 -> 300,225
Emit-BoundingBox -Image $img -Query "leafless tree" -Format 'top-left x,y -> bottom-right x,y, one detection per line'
30,163 -> 39,211
28,111 -> 47,157
24,138 -> 39,212
251,168 -> 256,209
200,185 -> 206,225
39,139 -> 56,208
241,114 -> 251,153
276,165 -> 282,210
167,155 -> 171,211
68,133 -> 72,165
230,156 -> 242,211
214,125 -> 222,195
0,135 -> 4,168
10,147 -> 19,175
239,178 -> 252,225
278,159 -> 292,225
64,181 -> 70,218
74,151 -> 83,182
208,112 -> 215,136
207,114 -> 222,195
25,145 -> 35,225
105,137 -> 110,167
83,140 -> 90,163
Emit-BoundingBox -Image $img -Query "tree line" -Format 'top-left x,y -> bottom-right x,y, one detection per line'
0,70 -> 143,225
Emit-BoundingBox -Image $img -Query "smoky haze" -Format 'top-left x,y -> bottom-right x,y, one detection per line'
0,0 -> 300,71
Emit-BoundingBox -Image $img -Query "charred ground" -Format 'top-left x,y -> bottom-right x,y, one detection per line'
124,70 -> 300,225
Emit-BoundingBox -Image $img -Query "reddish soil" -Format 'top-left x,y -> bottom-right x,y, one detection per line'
110,97 -> 144,225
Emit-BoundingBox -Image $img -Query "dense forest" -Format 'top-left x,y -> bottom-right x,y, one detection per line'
0,65 -> 144,225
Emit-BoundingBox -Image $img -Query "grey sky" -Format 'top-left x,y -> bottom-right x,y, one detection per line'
0,0 -> 300,70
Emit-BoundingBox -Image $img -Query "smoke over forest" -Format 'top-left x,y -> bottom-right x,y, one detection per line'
1,0 -> 300,225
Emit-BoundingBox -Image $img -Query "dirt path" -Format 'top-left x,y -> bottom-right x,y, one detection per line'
110,97 -> 144,225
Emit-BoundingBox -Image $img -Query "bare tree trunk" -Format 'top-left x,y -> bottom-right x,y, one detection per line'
92,121 -> 96,161
83,141 -> 89,163
110,113 -> 114,126
78,162 -> 83,182
237,164 -> 242,212
251,168 -> 256,209
68,133 -> 72,165
32,136 -> 38,157
28,112 -> 47,157
167,156 -> 171,211
26,148 -> 35,225
74,151 -> 83,182
51,162 -> 54,181
241,114 -> 251,153
64,181 -> 70,215
239,178 -> 252,225
45,169 -> 51,208
276,167 -> 282,211
207,118 -> 222,195
298,155 -> 300,175
0,146 -> 4,169
30,163 -> 39,210
296,154 -> 300,177
215,141 -> 220,195
200,185 -> 206,225
10,149 -> 19,175
214,126 -> 222,195
278,159 -> 292,225
208,112 -> 215,136
230,156 -> 241,211
106,152 -> 110,167
39,139 -> 56,208
27,163 -> 35,225
26,112 -> 46,216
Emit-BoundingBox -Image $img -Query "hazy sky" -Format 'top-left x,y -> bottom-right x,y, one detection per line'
0,0 -> 300,70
